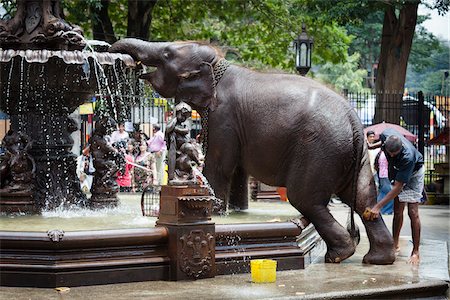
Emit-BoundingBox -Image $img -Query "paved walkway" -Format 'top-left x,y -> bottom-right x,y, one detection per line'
1,203 -> 449,299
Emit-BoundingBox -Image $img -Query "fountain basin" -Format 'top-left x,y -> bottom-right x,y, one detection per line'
0,222 -> 322,287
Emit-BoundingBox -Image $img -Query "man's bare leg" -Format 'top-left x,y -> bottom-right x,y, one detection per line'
393,197 -> 405,253
407,202 -> 421,264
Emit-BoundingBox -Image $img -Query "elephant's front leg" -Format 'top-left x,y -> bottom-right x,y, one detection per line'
203,162 -> 233,214
202,146 -> 239,214
228,166 -> 248,211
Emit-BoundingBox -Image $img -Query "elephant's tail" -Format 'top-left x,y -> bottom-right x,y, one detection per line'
348,113 -> 364,245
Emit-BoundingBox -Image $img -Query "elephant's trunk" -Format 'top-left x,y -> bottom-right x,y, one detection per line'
109,38 -> 170,66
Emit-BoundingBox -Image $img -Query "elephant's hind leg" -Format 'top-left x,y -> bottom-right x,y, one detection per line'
289,189 -> 356,263
338,166 -> 395,265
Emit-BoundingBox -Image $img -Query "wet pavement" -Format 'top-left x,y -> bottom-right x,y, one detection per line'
1,202 -> 449,299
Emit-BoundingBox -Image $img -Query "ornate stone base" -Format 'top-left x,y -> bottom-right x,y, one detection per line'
157,185 -> 216,280
0,190 -> 36,214
89,194 -> 119,209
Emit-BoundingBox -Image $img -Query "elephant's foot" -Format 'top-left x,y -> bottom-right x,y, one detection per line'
325,244 -> 356,263
362,247 -> 395,265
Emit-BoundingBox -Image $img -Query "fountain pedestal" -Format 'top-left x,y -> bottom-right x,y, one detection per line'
0,0 -> 137,213
157,185 -> 216,280
0,190 -> 36,214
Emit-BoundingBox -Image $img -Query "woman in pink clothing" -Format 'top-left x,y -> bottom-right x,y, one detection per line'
116,144 -> 134,192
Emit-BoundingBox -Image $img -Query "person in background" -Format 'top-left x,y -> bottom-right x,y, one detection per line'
131,123 -> 149,145
365,128 -> 424,265
147,124 -> 166,185
366,130 -> 379,187
126,140 -> 136,157
133,141 -> 157,192
374,150 -> 393,214
110,122 -> 129,145
76,152 -> 94,193
115,141 -> 134,192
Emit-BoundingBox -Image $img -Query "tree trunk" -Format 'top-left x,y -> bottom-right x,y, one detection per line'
127,0 -> 158,40
374,2 -> 418,124
91,0 -> 117,44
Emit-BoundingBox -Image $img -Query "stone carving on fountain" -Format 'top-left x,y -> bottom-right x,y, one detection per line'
179,229 -> 215,279
89,117 -> 126,208
165,102 -> 202,186
159,101 -> 216,280
0,0 -> 137,213
0,130 -> 36,213
0,0 -> 84,50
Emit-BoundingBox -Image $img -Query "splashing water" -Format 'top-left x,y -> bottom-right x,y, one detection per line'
62,31 -> 120,120
192,167 -> 225,211
192,167 -> 215,197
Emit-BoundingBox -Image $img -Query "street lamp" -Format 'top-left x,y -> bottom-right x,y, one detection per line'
294,23 -> 313,76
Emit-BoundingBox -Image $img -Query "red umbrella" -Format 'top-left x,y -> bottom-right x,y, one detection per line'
364,122 -> 417,142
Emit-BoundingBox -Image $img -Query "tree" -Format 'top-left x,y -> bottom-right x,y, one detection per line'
63,0 -> 155,42
373,2 -> 419,123
316,53 -> 368,93
127,0 -> 157,40
346,12 -> 384,89
91,0 -> 117,43
301,0 -> 448,123
149,0 -> 353,70
62,0 -> 353,71
406,39 -> 450,94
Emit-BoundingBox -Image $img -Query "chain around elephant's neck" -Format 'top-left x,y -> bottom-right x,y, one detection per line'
200,59 -> 230,158
213,58 -> 230,87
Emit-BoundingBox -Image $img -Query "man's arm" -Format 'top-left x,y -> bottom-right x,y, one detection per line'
364,180 -> 403,221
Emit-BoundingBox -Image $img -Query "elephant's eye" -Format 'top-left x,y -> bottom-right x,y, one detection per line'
162,51 -> 171,59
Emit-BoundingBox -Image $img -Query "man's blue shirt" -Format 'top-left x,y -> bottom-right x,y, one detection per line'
380,128 -> 423,184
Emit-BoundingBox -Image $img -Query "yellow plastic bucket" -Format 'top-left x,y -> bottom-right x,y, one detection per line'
250,259 -> 277,283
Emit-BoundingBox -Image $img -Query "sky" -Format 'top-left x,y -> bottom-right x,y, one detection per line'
418,3 -> 450,42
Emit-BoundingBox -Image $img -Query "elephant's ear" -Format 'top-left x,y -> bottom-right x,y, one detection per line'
175,62 -> 217,111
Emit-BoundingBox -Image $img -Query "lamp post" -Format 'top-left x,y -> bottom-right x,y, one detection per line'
294,23 -> 313,76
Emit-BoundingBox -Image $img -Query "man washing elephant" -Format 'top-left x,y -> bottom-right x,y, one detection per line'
110,39 -> 395,265
365,129 -> 424,264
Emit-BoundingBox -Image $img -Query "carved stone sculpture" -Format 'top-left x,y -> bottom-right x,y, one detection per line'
0,130 -> 35,192
90,117 -> 125,208
165,102 -> 201,185
0,0 -> 85,50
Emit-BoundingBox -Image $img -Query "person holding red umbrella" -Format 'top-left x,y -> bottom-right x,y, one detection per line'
365,128 -> 424,265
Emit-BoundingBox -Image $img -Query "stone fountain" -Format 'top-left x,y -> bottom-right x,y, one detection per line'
0,0 -> 136,212
0,0 -> 323,287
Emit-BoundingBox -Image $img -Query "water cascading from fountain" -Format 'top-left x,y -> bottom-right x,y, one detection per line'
0,0 -> 140,213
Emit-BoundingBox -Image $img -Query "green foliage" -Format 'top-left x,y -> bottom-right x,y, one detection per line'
315,53 -> 368,93
59,0 -> 353,71
409,25 -> 443,72
62,0 -> 93,38
406,40 -> 450,94
150,0 -> 351,71
0,0 -> 16,20
63,0 -> 128,40
346,12 -> 383,70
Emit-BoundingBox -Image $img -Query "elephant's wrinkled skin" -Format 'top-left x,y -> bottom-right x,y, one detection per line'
110,39 -> 395,265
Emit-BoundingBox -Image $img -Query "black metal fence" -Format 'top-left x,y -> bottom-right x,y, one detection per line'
79,97 -> 171,151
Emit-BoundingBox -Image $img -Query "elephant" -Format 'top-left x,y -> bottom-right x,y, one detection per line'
110,38 -> 395,265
